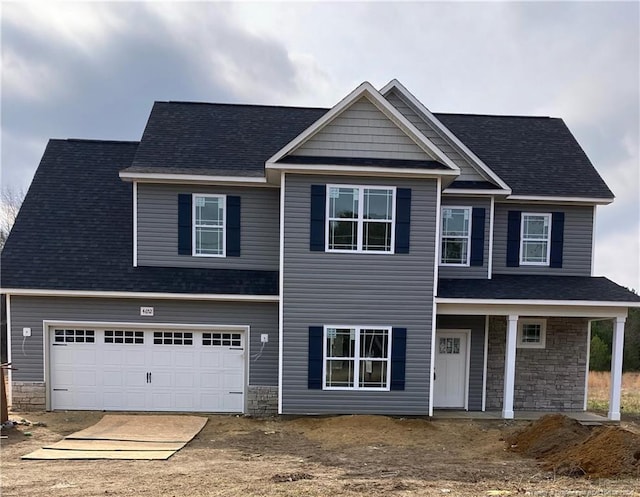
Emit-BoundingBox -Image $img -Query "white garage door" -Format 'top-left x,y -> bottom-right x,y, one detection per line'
50,327 -> 245,412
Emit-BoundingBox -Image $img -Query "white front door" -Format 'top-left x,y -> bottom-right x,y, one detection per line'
50,327 -> 246,412
433,330 -> 469,409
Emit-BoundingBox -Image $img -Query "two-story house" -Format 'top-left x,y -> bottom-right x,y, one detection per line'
2,80 -> 638,420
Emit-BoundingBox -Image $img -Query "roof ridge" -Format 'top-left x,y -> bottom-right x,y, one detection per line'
155,100 -> 330,111
52,138 -> 140,145
435,112 -> 555,120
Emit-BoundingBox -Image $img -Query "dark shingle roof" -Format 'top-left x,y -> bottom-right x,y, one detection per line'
278,155 -> 446,169
125,102 -> 328,177
0,139 -> 277,295
435,113 -> 614,198
438,275 -> 640,302
123,101 -> 613,199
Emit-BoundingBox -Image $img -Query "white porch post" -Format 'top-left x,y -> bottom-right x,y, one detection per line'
608,316 -> 626,421
502,315 -> 518,419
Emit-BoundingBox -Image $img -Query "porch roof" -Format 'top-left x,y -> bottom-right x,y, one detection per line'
437,275 -> 640,303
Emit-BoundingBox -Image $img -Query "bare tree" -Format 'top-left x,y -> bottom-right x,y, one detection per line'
0,187 -> 25,250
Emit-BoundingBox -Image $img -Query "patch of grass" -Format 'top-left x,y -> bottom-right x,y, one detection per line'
587,371 -> 640,414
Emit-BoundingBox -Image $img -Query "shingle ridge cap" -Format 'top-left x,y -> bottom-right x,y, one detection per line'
54,138 -> 140,145
154,100 -> 330,111
434,112 -> 555,120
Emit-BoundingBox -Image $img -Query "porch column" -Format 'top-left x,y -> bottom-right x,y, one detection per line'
608,316 -> 626,421
502,315 -> 518,419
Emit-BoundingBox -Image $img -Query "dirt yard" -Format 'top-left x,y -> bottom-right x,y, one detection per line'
1,411 -> 639,497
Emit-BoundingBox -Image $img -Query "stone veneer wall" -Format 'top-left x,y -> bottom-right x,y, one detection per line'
486,317 -> 588,411
246,385 -> 278,416
11,381 -> 46,410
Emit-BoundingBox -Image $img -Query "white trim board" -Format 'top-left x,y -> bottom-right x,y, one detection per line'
119,171 -> 274,187
503,195 -> 613,205
277,171 -> 285,415
437,302 -> 631,319
3,289 -> 279,302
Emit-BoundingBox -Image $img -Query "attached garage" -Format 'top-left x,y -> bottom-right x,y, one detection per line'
48,325 -> 247,412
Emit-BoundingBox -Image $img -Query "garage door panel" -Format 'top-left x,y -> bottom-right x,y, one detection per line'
51,327 -> 246,413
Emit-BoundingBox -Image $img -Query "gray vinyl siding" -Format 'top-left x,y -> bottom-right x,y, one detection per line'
137,183 -> 279,270
436,315 -> 485,411
292,96 -> 432,161
385,90 -> 485,182
492,203 -> 593,276
281,173 -> 437,415
8,296 -> 278,386
439,196 -> 491,279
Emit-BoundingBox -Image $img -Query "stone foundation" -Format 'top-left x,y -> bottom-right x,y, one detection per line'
10,381 -> 46,411
486,317 -> 588,411
247,385 -> 278,416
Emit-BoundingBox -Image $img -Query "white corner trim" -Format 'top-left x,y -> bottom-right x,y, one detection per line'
482,315 -> 489,412
584,320 -> 592,411
429,177 -> 442,417
380,79 -> 511,192
266,81 -> 460,173
278,171 -> 285,415
133,181 -> 138,267
119,171 -> 272,186
3,289 -> 279,302
591,205 -> 597,276
6,294 -> 12,406
504,195 -> 613,205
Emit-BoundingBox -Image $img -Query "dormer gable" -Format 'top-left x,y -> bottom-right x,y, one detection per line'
266,82 -> 460,183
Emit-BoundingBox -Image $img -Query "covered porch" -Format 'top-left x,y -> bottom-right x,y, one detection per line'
436,275 -> 640,422
432,409 -> 612,425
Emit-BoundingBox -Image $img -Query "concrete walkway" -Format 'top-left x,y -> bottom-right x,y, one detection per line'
432,410 -> 612,424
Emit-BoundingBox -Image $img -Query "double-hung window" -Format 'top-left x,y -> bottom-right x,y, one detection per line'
327,185 -> 395,252
440,207 -> 471,265
193,194 -> 225,256
324,326 -> 391,390
520,213 -> 551,265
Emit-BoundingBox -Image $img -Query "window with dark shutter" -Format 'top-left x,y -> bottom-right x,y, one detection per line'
308,326 -> 323,389
177,194 -> 192,255
226,196 -> 241,257
550,212 -> 565,268
470,207 -> 485,267
395,188 -> 411,253
506,210 -> 521,267
310,185 -> 326,251
390,327 -> 407,391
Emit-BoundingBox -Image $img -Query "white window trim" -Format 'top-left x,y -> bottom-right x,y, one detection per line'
325,184 -> 396,254
322,325 -> 392,391
517,318 -> 547,349
440,206 -> 472,267
520,212 -> 552,266
192,193 -> 226,257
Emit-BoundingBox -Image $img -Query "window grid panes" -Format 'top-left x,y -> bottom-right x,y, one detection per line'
517,319 -> 546,349
194,195 -> 225,256
325,326 -> 390,390
153,332 -> 193,345
521,213 -> 551,264
105,330 -> 144,344
327,186 -> 394,252
521,324 -> 541,343
53,329 -> 95,343
202,332 -> 242,347
440,207 -> 471,265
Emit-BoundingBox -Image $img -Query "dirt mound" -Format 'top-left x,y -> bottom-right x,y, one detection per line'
507,414 -> 590,457
543,426 -> 640,478
507,414 -> 640,478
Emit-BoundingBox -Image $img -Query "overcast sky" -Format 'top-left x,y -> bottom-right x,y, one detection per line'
2,1 -> 639,290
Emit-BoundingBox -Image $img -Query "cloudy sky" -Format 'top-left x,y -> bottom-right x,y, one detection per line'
2,1 -> 639,290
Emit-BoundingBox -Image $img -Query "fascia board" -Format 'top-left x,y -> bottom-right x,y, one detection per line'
443,188 -> 511,196
119,171 -> 273,187
504,195 -> 614,205
380,79 -> 511,192
435,297 -> 640,308
266,81 -> 460,173
265,161 -> 459,179
2,288 -> 279,302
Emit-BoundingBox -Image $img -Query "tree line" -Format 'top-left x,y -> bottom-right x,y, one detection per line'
590,307 -> 640,372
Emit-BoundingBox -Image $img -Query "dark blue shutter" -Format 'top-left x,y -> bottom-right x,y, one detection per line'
310,185 -> 326,251
226,196 -> 241,257
506,211 -> 521,267
550,212 -> 565,268
178,194 -> 192,255
308,326 -> 323,389
470,207 -> 485,267
395,188 -> 411,253
390,327 -> 407,391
